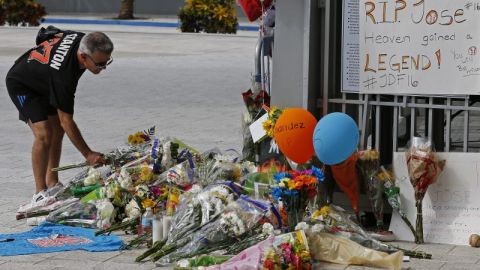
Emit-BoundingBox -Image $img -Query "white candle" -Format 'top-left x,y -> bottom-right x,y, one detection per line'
152,216 -> 163,243
162,216 -> 172,240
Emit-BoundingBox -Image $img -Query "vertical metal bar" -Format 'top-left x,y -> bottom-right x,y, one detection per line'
393,96 -> 399,152
266,57 -> 271,95
322,0 -> 331,116
445,98 -> 451,152
375,95 -> 380,150
410,96 -> 416,140
428,97 -> 433,141
261,45 -> 266,91
464,97 -> 469,152
254,36 -> 263,92
358,94 -> 363,135
342,93 -> 347,113
361,94 -> 369,150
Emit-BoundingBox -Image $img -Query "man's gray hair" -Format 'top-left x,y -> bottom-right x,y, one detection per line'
79,32 -> 114,55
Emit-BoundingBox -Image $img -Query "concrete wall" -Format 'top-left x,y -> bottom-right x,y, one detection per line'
36,0 -> 246,17
271,0 -> 312,109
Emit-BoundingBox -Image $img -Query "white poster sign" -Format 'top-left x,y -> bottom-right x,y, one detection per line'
342,0 -> 360,92
390,152 -> 480,245
360,1 -> 480,95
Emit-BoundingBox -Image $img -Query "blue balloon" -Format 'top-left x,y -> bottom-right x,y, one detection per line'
313,112 -> 359,165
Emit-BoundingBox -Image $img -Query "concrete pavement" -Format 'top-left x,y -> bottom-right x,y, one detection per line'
0,18 -> 479,270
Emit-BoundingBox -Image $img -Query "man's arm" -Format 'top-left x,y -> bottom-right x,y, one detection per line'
57,109 -> 105,165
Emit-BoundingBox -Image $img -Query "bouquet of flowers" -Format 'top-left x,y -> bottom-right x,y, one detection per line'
241,89 -> 270,162
166,182 -> 241,243
155,196 -> 269,264
406,137 -> 445,244
357,150 -> 384,230
309,205 -> 431,259
271,167 -> 324,231
46,199 -> 114,229
259,230 -> 312,270
377,167 -> 416,239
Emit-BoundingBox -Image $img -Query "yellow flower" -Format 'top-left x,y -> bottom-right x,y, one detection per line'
377,169 -> 393,182
127,131 -> 146,145
287,179 -> 297,190
195,3 -> 209,11
141,198 -> 156,209
315,206 -> 332,218
262,119 -> 276,138
213,5 -> 229,21
140,166 -> 153,183
269,106 -> 278,117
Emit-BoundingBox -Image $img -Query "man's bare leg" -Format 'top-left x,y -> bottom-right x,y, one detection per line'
46,115 -> 64,188
28,120 -> 52,193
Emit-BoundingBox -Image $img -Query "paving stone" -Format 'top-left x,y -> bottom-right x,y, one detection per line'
50,251 -> 122,262
440,262 -> 480,270
449,245 -> 480,257
0,262 -> 68,270
0,253 -> 54,264
35,258 -> 101,269
93,261 -> 155,270
415,243 -> 456,257
402,258 -> 446,270
435,254 -> 479,264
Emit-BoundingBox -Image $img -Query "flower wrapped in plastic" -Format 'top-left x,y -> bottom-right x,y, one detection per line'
241,89 -> 270,162
165,182 -> 242,246
406,137 -> 445,244
155,196 -> 269,264
377,166 -> 416,239
309,205 -> 431,259
46,200 -> 98,228
259,230 -> 312,270
157,151 -> 201,188
358,149 -> 384,230
205,230 -> 312,270
271,167 -> 324,231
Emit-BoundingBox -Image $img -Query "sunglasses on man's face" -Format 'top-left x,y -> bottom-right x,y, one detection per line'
85,53 -> 113,69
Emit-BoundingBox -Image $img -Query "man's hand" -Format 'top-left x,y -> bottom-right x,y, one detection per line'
86,151 -> 106,166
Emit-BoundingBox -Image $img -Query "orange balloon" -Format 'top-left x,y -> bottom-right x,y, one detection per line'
273,108 -> 317,164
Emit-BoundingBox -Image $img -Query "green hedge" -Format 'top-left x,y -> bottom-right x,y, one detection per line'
178,0 -> 238,34
0,0 -> 46,26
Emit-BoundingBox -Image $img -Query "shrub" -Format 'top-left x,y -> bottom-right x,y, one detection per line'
0,0 -> 47,26
178,0 -> 238,34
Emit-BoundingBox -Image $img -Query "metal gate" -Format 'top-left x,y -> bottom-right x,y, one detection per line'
320,0 -> 480,165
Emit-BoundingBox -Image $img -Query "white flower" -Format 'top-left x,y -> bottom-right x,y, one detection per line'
311,224 -> 326,233
262,223 -> 274,236
95,199 -> 114,229
105,184 -> 116,199
177,259 -> 190,268
118,167 -> 133,189
188,184 -> 202,194
125,199 -> 141,220
295,222 -> 310,231
220,212 -> 246,236
135,184 -> 149,199
84,167 -> 101,186
161,142 -> 172,169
